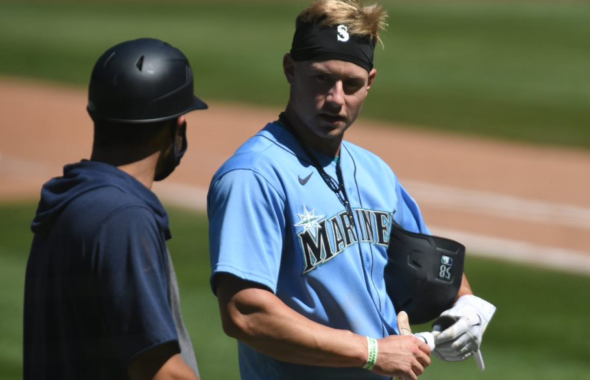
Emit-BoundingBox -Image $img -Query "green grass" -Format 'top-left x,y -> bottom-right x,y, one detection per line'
2,201 -> 590,379
1,1 -> 590,149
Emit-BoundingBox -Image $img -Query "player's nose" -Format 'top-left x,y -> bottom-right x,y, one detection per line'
325,81 -> 345,107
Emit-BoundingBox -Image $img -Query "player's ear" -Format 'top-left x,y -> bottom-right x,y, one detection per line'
173,116 -> 187,151
366,69 -> 377,92
283,54 -> 296,84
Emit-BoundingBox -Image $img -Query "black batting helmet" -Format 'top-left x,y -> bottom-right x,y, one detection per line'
87,38 -> 207,123
385,223 -> 465,325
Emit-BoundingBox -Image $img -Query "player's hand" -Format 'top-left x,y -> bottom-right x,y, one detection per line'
399,310 -> 436,351
431,295 -> 496,362
371,311 -> 431,380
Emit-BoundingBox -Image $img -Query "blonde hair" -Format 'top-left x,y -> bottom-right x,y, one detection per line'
297,0 -> 388,45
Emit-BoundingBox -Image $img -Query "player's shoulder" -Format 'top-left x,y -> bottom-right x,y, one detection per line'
342,140 -> 402,190
76,185 -> 145,211
343,140 -> 394,172
213,122 -> 298,180
64,186 -> 159,237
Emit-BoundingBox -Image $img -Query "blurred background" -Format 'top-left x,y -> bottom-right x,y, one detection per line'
1,0 -> 589,379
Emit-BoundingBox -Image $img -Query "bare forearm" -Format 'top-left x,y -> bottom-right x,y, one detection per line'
216,274 -> 431,379
218,277 -> 367,368
456,273 -> 473,299
129,346 -> 199,380
152,354 -> 200,380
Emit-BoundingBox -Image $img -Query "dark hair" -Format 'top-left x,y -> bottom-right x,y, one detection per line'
92,120 -> 173,149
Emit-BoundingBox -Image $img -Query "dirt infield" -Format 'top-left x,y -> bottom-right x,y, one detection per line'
2,76 -> 589,273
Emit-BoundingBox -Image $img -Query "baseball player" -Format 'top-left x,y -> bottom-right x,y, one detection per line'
24,38 -> 207,380
208,1 -> 495,379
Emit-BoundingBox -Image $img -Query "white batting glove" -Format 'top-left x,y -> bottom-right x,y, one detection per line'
432,295 -> 496,363
413,332 -> 435,351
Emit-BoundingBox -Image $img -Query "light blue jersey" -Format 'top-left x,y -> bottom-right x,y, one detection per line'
208,121 -> 429,380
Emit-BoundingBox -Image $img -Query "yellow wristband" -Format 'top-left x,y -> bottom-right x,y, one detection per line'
362,337 -> 378,371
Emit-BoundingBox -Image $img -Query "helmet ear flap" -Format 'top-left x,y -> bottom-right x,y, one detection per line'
385,223 -> 465,325
87,38 -> 207,124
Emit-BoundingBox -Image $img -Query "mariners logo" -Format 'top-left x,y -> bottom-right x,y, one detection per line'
337,25 -> 350,42
439,255 -> 454,282
295,205 -> 394,274
294,206 -> 324,237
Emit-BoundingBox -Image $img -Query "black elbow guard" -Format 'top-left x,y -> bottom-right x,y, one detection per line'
385,223 -> 465,325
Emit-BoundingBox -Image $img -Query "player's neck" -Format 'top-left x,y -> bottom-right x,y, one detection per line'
116,158 -> 157,190
90,148 -> 158,190
305,138 -> 342,158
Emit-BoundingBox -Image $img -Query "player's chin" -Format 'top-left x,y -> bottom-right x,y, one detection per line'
318,115 -> 349,134
316,125 -> 347,141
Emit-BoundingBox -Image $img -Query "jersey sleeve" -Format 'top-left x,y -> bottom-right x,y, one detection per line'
92,206 -> 178,366
208,169 -> 286,294
394,179 -> 431,235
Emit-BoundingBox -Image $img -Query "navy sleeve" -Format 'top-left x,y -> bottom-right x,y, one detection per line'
92,205 -> 178,366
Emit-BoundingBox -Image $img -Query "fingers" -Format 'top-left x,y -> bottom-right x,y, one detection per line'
397,311 -> 413,336
374,335 -> 431,379
401,345 -> 430,380
392,372 -> 418,380
434,347 -> 474,362
434,335 -> 477,362
434,317 -> 470,345
412,359 -> 426,378
453,330 -> 479,352
436,332 -> 478,356
433,316 -> 479,362
413,332 -> 435,351
407,336 -> 432,375
393,373 -> 418,380
417,343 -> 432,366
401,366 -> 420,380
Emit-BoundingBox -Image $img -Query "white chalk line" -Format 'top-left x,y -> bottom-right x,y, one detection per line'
152,182 -> 209,211
404,180 -> 590,230
2,155 -> 589,274
0,154 -> 57,178
430,227 -> 590,276
153,182 -> 590,275
4,154 -> 590,231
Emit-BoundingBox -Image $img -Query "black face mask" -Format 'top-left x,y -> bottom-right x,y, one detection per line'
154,121 -> 187,181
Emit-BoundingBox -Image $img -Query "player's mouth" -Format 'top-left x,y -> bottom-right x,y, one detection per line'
319,113 -> 346,125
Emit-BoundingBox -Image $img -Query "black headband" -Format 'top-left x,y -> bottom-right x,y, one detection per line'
290,21 -> 375,72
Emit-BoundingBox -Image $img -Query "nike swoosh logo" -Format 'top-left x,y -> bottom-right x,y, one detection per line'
299,172 -> 313,185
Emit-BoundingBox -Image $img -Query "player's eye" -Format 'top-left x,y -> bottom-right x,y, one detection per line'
344,79 -> 364,94
315,74 -> 330,82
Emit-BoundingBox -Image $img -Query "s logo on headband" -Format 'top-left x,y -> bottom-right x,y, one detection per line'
337,25 -> 350,42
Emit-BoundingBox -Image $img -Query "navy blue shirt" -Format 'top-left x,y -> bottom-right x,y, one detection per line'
24,161 -> 179,380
